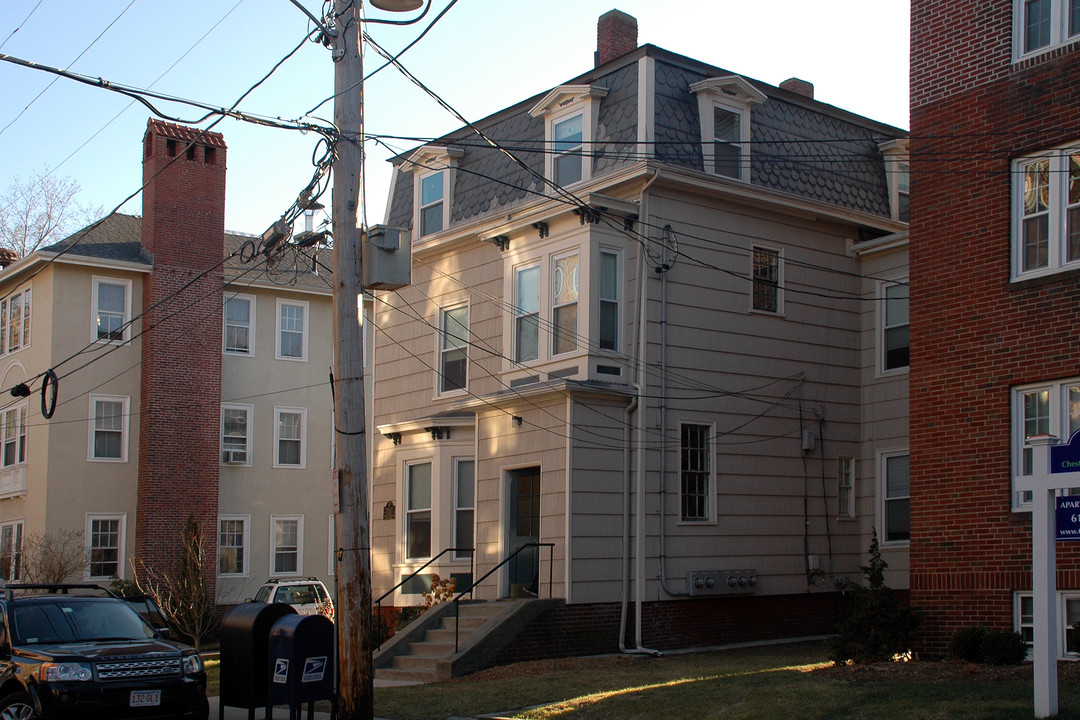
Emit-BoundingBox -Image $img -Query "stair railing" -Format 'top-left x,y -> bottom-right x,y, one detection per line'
374,546 -> 474,649
450,542 -> 554,652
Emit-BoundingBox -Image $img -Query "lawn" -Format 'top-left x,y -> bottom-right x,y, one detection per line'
206,641 -> 1080,719
371,641 -> 1080,720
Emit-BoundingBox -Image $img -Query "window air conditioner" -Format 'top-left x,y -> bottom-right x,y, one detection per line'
223,450 -> 247,464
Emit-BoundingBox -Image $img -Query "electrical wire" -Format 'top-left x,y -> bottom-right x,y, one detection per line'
0,0 -> 44,51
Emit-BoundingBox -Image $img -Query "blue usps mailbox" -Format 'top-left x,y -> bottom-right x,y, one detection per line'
268,614 -> 335,720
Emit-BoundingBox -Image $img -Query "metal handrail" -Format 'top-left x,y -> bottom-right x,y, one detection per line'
374,546 -> 474,648
451,542 -> 554,652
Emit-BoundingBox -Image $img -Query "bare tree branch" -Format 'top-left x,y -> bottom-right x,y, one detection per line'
0,168 -> 103,257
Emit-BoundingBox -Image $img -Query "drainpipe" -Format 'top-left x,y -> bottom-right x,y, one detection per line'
623,170 -> 662,655
618,393 -> 638,652
655,227 -> 687,598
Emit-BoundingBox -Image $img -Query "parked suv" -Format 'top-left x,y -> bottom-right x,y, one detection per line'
251,578 -> 333,618
0,583 -> 208,719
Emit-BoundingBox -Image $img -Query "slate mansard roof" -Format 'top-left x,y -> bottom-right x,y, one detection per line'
387,44 -> 907,231
35,213 -> 331,293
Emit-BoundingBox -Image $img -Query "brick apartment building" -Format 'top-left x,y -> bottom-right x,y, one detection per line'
909,0 -> 1080,654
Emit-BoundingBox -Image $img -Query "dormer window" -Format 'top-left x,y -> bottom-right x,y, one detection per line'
530,84 -> 608,188
691,76 -> 767,183
407,145 -> 464,239
879,139 -> 910,223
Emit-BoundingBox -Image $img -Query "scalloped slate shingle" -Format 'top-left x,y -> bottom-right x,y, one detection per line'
386,47 -> 902,230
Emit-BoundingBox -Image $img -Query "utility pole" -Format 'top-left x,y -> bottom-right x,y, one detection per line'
331,0 -> 372,718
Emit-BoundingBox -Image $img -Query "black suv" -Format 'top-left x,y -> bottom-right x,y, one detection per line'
0,583 -> 208,719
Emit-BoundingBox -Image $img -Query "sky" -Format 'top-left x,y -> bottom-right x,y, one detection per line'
0,0 -> 910,238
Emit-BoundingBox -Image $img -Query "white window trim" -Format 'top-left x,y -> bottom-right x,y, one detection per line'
452,457 -> 475,561
1011,143 -> 1080,281
529,84 -> 608,188
404,459 -> 434,561
407,145 -> 464,240
221,403 -> 254,466
551,250 -> 581,357
1015,590 -> 1080,659
1012,377 -> 1080,509
0,519 -> 23,581
92,276 -> 132,345
1013,0 -> 1080,60
597,247 -> 622,353
678,420 -> 717,525
750,244 -> 784,315
270,514 -> 304,577
0,283 -> 32,356
85,512 -> 126,581
691,76 -> 766,183
87,394 -> 130,463
217,514 -> 250,578
437,302 -> 470,397
273,406 -> 308,469
223,292 -> 256,357
878,278 -> 910,376
879,139 -> 910,222
275,298 -> 310,362
879,449 -> 910,546
0,401 -> 28,469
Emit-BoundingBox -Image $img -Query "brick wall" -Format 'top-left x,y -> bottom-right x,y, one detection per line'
137,120 -> 225,598
596,10 -> 637,67
909,1 -> 1080,655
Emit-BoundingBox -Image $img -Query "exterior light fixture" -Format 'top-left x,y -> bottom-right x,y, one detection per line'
369,0 -> 423,11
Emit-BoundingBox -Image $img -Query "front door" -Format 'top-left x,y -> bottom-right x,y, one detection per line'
508,467 -> 540,595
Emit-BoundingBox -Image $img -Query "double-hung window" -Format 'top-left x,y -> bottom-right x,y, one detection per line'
88,395 -> 129,462
882,452 -> 910,543
1016,0 -> 1080,58
274,407 -> 306,468
271,516 -> 303,575
1,403 -> 27,468
751,246 -> 782,313
1014,145 -> 1080,279
0,285 -> 31,355
515,265 -> 541,363
439,305 -> 468,394
406,462 -> 432,559
93,277 -> 131,343
420,171 -> 445,236
838,457 -> 855,519
553,114 -> 584,186
882,281 -> 910,372
276,299 -> 308,361
0,520 -> 22,581
599,250 -> 620,351
218,516 -> 249,576
221,404 -> 252,465
223,294 -> 254,355
453,459 -> 475,560
86,514 -> 125,580
552,253 -> 579,355
1013,378 -> 1080,508
691,76 -> 765,183
680,423 -> 713,522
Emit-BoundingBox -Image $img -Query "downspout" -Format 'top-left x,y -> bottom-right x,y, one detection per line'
623,169 -> 662,655
618,393 -> 638,652
656,242 -> 687,597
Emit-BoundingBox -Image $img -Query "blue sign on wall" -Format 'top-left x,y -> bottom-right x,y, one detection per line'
1056,496 -> 1080,541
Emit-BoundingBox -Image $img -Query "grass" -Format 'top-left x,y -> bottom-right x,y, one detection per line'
370,641 -> 1080,720
205,641 -> 1080,719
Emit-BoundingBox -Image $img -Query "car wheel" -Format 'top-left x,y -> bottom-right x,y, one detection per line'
0,692 -> 36,720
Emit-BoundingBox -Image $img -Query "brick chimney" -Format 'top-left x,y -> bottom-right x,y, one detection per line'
137,119 -> 225,593
596,9 -> 638,67
780,77 -> 815,99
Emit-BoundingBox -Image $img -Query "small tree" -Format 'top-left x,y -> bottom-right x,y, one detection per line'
0,169 -> 102,257
831,530 -> 922,665
20,529 -> 87,583
137,514 -> 215,650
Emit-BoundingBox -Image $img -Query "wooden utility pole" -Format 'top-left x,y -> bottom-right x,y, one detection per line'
331,1 -> 372,718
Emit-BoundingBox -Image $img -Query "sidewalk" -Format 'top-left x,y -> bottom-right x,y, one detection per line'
209,696 -> 333,719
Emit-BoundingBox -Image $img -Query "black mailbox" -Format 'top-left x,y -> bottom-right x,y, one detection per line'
219,602 -> 296,720
267,614 -> 335,716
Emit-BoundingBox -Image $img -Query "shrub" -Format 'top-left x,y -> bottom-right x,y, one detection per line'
830,530 -> 922,665
950,625 -> 988,662
981,630 -> 1027,665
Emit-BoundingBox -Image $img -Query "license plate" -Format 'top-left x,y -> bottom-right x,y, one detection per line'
130,690 -> 161,707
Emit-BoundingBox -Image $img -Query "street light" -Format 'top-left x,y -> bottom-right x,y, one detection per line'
369,0 -> 423,10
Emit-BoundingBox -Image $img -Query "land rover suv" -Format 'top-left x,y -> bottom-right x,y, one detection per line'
0,583 -> 208,719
